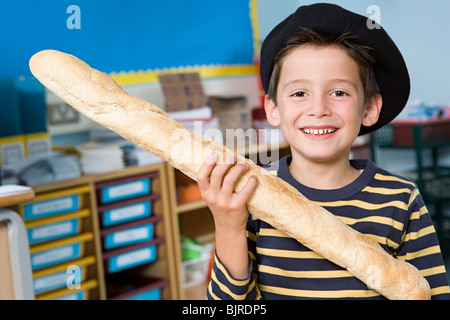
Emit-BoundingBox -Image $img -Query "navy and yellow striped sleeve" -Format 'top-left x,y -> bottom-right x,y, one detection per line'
395,188 -> 450,299
206,251 -> 260,300
207,215 -> 261,300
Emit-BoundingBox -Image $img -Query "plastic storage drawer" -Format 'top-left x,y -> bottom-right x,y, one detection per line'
96,172 -> 158,205
107,275 -> 168,300
100,216 -> 162,250
33,256 -> 95,294
36,279 -> 98,300
20,185 -> 90,220
102,238 -> 163,274
25,209 -> 90,245
29,233 -> 93,270
98,194 -> 160,228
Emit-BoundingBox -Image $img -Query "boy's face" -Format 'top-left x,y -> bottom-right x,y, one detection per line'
265,45 -> 381,164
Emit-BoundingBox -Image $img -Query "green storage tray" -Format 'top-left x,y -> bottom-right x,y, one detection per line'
404,167 -> 450,202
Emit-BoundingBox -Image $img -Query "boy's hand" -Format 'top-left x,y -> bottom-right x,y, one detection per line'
197,152 -> 258,279
197,152 -> 258,235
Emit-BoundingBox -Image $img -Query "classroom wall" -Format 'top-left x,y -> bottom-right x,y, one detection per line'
8,1 -> 264,141
0,0 -> 257,80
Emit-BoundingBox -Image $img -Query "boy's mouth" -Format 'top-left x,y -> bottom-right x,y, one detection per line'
301,128 -> 337,136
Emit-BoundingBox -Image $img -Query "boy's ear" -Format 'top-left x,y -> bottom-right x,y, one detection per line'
264,95 -> 281,127
361,94 -> 383,127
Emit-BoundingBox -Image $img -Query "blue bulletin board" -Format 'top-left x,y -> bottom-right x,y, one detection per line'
0,0 -> 259,85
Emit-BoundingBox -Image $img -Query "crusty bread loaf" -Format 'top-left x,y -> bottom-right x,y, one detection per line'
29,50 -> 431,300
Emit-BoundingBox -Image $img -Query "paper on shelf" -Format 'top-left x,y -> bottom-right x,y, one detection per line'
0,185 -> 33,197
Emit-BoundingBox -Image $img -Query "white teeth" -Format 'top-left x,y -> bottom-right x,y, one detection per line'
302,128 -> 336,135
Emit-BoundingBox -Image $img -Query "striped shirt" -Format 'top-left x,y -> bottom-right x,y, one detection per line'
207,156 -> 450,300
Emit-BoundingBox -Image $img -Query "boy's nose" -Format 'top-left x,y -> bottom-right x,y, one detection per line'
306,95 -> 332,118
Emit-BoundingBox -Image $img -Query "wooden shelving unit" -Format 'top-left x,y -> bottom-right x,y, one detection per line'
15,161 -> 183,300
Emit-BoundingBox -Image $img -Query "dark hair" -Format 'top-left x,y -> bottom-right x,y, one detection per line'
267,28 -> 380,104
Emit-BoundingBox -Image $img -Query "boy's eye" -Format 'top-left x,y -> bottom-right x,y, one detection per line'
331,91 -> 348,97
291,91 -> 308,97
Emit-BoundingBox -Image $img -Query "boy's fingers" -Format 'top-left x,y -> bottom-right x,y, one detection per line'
235,175 -> 258,204
221,163 -> 250,195
208,154 -> 237,191
197,152 -> 218,190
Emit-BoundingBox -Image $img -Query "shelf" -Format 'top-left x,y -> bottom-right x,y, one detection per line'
15,161 -> 182,300
177,200 -> 207,214
175,140 -> 290,215
183,281 -> 209,300
0,186 -> 35,207
30,163 -> 165,194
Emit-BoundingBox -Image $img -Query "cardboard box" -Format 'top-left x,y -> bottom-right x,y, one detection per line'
209,96 -> 252,130
159,73 -> 208,112
208,96 -> 253,149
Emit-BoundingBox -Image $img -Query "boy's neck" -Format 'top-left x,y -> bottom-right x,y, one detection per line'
288,153 -> 360,190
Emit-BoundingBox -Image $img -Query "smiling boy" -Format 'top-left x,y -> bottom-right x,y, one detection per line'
266,40 -> 381,190
199,3 -> 450,299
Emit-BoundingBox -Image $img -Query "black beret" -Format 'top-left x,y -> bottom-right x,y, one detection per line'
260,3 -> 410,136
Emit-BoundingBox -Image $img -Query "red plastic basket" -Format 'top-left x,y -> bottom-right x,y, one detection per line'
390,118 -> 450,147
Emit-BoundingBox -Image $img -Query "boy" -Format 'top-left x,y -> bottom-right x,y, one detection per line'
198,3 -> 450,299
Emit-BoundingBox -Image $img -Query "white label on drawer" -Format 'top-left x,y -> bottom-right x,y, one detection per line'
113,227 -> 149,244
110,203 -> 146,222
32,197 -> 74,215
116,247 -> 151,267
108,181 -> 145,199
31,221 -> 74,240
34,269 -> 75,292
32,245 -> 74,266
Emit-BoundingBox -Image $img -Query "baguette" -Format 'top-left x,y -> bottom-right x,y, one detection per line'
29,50 -> 431,300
